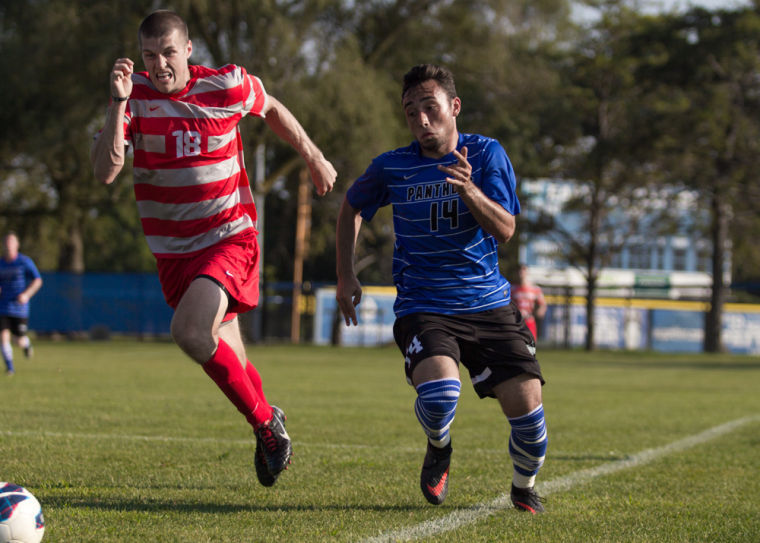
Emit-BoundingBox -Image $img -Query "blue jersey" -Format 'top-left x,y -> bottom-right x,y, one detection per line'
0,254 -> 41,318
347,132 -> 520,317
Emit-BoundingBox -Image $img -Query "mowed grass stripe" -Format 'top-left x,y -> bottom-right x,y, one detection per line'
361,414 -> 760,543
0,429 -> 512,455
3,341 -> 760,542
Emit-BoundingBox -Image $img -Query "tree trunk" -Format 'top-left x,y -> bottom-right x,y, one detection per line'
584,185 -> 602,351
290,168 -> 311,344
704,187 -> 729,353
58,221 -> 85,273
585,268 -> 597,351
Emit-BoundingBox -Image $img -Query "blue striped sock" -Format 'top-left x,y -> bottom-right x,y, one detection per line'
414,378 -> 461,448
508,404 -> 547,487
2,343 -> 14,373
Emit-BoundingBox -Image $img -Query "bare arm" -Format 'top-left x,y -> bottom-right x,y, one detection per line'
17,277 -> 42,305
438,146 -> 516,243
335,198 -> 364,326
535,289 -> 548,319
262,96 -> 337,196
91,58 -> 134,185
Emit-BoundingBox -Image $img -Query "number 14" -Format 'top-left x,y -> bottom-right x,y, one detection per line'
430,199 -> 459,231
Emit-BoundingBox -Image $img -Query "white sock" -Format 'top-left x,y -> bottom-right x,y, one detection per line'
512,472 -> 536,489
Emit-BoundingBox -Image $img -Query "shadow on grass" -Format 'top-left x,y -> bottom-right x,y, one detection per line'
41,495 -> 422,514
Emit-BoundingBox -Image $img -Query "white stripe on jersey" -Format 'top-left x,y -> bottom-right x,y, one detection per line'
400,266 -> 500,283
183,66 -> 244,94
397,224 -> 480,239
208,130 -> 238,152
134,133 -> 166,154
129,98 -> 246,120
134,156 -> 240,188
137,192 -> 240,222
144,215 -> 253,255
244,76 -> 268,116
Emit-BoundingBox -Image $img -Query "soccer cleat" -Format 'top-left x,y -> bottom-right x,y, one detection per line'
511,483 -> 545,514
254,405 -> 292,483
254,439 -> 276,487
420,440 -> 452,505
23,345 -> 33,358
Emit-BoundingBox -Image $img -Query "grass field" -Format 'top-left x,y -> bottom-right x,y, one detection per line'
1,339 -> 759,542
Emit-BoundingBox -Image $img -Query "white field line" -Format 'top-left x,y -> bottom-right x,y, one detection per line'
3,416 -> 758,541
359,414 -> 760,543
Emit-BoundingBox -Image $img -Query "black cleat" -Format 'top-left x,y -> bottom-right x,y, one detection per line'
254,438 -> 276,487
254,405 -> 292,484
511,484 -> 545,514
420,440 -> 452,505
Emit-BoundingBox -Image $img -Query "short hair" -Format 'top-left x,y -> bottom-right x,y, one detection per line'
402,64 -> 457,100
138,10 -> 189,46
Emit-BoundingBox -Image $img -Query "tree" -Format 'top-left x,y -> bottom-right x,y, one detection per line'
628,7 -> 760,351
328,0 -> 577,282
0,0 -> 157,272
171,0 -> 407,286
544,4 -> 657,350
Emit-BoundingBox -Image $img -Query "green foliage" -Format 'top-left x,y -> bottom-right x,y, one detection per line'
0,0 -> 156,271
2,340 -> 759,541
2,0 -> 759,300
621,7 -> 760,347
0,0 -> 576,279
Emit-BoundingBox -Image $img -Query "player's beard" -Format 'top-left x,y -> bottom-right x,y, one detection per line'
419,133 -> 447,156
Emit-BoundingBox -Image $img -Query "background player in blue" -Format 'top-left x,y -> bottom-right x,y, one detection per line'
336,65 -> 548,513
0,232 -> 43,375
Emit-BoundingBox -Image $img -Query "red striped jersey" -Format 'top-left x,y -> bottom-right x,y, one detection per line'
512,283 -> 545,321
121,64 -> 268,257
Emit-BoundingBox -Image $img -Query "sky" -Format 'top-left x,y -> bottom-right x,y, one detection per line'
572,0 -> 752,23
652,0 -> 751,11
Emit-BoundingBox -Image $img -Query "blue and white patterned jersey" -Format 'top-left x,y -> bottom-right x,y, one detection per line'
347,132 -> 520,317
0,253 -> 41,318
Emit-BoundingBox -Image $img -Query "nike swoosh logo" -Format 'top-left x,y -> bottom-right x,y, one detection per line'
149,106 -> 160,111
514,500 -> 539,514
403,173 -> 419,180
426,469 -> 448,495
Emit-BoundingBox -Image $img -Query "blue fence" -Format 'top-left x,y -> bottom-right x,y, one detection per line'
29,273 -> 305,341
313,287 -> 760,354
31,272 -> 173,336
29,274 -> 760,353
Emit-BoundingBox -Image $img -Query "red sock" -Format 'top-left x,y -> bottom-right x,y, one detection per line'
202,340 -> 271,429
244,360 -> 270,409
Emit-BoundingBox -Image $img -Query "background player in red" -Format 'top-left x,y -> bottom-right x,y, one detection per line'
90,10 -> 336,487
511,264 -> 547,340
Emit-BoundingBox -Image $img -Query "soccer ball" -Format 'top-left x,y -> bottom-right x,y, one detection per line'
0,483 -> 44,543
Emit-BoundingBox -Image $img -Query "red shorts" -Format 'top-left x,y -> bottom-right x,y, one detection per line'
156,230 -> 260,319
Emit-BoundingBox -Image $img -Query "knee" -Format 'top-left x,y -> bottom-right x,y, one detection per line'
170,314 -> 216,363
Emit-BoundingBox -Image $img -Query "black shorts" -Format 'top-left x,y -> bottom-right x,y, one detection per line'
0,316 -> 29,337
393,303 -> 545,399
